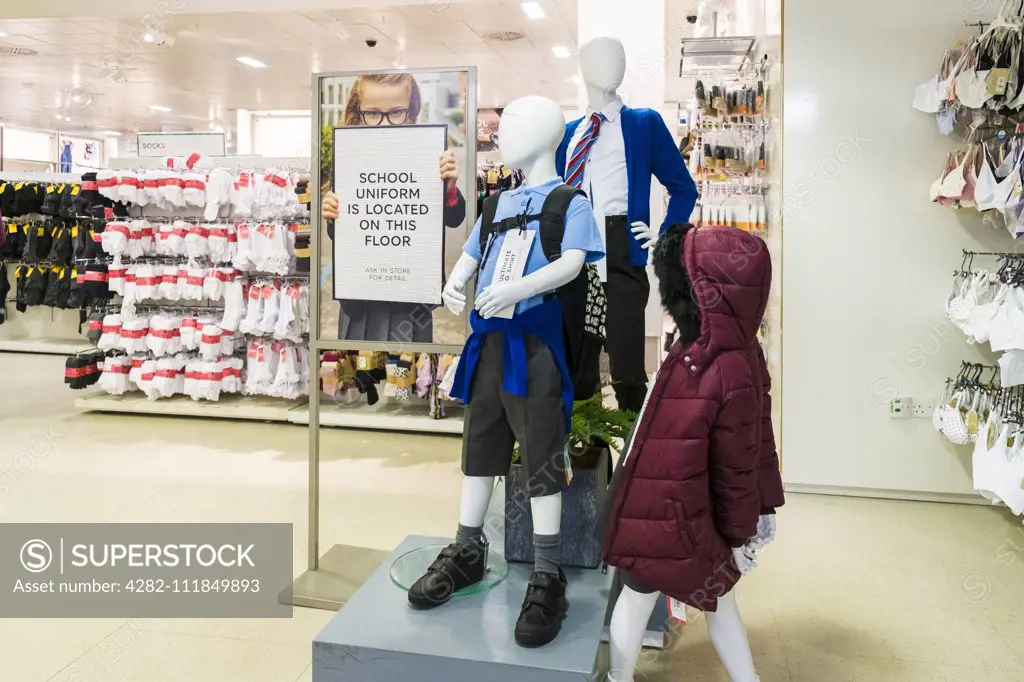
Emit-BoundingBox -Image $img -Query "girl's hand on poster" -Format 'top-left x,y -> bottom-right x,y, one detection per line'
439,151 -> 459,189
322,191 -> 340,220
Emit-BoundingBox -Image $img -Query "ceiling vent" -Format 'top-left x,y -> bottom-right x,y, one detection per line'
5,46 -> 38,56
484,31 -> 525,42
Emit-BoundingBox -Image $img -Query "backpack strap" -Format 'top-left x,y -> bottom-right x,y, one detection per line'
538,184 -> 586,262
478,190 -> 503,256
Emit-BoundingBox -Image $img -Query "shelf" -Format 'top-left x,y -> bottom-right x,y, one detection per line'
290,400 -> 465,435
0,338 -> 93,355
73,390 -> 464,434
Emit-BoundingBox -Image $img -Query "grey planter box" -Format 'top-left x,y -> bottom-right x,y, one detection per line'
504,447 -> 611,569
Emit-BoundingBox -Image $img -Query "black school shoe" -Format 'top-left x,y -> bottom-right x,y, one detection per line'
515,568 -> 568,648
408,542 -> 487,609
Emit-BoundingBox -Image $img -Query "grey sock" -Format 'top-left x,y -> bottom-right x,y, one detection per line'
534,532 -> 561,576
455,524 -> 486,551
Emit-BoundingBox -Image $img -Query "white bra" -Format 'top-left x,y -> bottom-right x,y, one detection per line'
973,413 -> 1006,504
998,431 -> 1024,515
963,277 -> 1005,344
989,285 -> 1024,352
941,391 -> 972,446
975,144 -> 1021,212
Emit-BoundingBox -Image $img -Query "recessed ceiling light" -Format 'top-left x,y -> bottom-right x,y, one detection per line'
64,116 -> 71,122
102,130 -> 121,136
54,113 -> 62,120
0,32 -> 8,38
143,33 -> 154,43
552,45 -> 571,58
236,56 -> 266,68
522,2 -> 546,19
149,104 -> 172,112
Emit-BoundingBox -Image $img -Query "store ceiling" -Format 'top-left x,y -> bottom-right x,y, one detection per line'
0,0 -> 579,142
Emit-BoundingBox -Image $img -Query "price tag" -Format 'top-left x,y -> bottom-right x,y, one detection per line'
988,68 -> 1010,95
667,597 -> 688,624
490,228 -> 534,319
563,442 -> 574,486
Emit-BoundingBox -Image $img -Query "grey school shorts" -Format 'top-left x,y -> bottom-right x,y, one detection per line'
462,331 -> 566,499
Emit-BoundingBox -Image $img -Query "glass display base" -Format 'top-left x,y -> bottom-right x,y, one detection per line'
390,544 -> 509,597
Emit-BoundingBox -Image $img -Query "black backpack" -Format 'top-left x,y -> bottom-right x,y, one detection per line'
479,184 -> 606,401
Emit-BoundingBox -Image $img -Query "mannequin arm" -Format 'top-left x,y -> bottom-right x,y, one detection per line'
475,249 -> 586,319
650,112 -> 699,232
442,252 -> 479,315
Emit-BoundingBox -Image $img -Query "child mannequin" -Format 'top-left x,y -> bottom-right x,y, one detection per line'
408,96 -> 605,649
601,223 -> 784,681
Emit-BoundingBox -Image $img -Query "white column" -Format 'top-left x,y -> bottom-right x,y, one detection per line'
578,0 -> 669,350
236,108 -> 253,155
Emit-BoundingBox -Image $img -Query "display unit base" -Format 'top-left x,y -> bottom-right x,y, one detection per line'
74,391 -> 301,422
313,534 -> 612,682
72,391 -> 464,435
286,543 -> 392,611
0,338 -> 92,355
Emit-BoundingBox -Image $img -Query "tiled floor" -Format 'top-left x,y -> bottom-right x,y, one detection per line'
2,353 -> 1024,681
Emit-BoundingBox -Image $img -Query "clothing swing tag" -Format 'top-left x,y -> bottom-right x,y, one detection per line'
667,597 -> 688,624
988,68 -> 1010,96
491,228 -> 534,319
563,442 -> 574,486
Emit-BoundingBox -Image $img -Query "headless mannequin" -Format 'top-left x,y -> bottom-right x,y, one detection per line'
441,95 -> 587,593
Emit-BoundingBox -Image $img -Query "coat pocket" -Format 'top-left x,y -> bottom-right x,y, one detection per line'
671,501 -> 698,557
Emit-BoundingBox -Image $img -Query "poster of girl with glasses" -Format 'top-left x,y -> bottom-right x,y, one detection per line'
320,71 -> 470,345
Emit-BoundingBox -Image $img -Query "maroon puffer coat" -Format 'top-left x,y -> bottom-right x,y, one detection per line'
602,224 -> 784,612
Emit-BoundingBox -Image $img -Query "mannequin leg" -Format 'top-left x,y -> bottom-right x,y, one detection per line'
459,476 -> 496,529
607,583 -> 660,682
530,492 -> 562,575
705,590 -> 758,682
530,492 -> 561,534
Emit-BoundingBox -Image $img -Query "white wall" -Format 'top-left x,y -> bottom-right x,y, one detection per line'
783,1 -> 1005,496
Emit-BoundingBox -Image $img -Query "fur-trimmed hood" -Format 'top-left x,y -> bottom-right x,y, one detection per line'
653,224 -> 771,357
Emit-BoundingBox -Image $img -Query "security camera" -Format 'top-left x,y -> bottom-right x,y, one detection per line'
686,14 -> 698,24
365,38 -> 378,48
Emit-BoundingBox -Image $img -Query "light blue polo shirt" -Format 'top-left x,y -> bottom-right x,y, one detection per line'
464,177 -> 605,316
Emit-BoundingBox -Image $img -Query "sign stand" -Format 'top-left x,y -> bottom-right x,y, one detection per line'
285,67 -> 478,612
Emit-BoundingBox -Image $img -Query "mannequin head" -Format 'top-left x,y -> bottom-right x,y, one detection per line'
579,36 -> 626,94
498,96 -> 564,173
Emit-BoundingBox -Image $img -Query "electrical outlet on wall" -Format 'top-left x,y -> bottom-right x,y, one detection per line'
888,398 -> 912,418
912,398 -> 935,419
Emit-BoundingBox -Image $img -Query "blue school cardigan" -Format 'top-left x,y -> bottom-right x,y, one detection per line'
556,106 -> 698,267
450,298 -> 573,432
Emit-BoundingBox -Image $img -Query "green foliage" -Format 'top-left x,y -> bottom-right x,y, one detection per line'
512,392 -> 638,464
568,392 -> 637,454
320,125 -> 334,192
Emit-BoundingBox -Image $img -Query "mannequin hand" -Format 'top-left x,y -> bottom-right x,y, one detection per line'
630,221 -> 657,250
440,151 -> 459,189
753,514 -> 777,549
731,545 -> 758,576
476,280 -> 525,319
322,191 -> 340,220
442,279 -> 467,316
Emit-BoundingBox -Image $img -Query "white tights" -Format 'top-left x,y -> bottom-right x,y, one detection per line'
608,584 -> 758,682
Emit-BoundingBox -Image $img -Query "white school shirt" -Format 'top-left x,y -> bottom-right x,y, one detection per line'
566,98 -> 629,281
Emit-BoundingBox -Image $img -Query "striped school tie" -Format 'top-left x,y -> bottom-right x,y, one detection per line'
565,112 -> 606,188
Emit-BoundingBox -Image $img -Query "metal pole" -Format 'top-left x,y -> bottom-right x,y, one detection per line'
308,71 -> 322,571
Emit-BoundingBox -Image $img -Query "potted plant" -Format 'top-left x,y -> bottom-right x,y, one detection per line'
503,392 -> 637,569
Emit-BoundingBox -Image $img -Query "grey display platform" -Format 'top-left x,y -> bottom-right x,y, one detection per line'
313,534 -> 612,682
